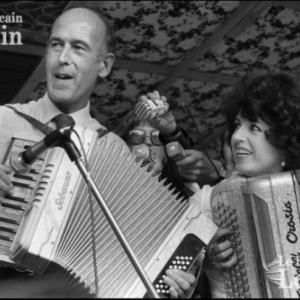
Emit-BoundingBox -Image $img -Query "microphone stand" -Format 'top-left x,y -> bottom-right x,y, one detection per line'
58,129 -> 160,299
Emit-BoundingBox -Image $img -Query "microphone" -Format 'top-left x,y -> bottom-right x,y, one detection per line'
134,99 -> 180,120
10,127 -> 72,174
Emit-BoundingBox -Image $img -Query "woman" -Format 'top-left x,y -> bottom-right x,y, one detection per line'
179,71 -> 300,298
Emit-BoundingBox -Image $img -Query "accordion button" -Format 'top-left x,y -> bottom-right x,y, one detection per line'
231,223 -> 238,230
231,215 -> 237,222
239,262 -> 246,269
224,273 -> 231,281
218,201 -> 224,208
244,292 -> 251,298
242,277 -> 248,284
213,206 -> 219,212
238,254 -> 244,261
237,281 -> 243,288
214,212 -> 220,219
234,231 -> 240,238
243,285 -> 250,292
225,211 -> 231,218
236,246 -> 243,253
220,216 -> 226,223
215,220 -> 222,226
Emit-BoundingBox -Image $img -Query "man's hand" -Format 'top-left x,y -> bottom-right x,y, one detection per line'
139,91 -> 177,134
164,268 -> 197,298
206,228 -> 237,269
0,164 -> 14,201
176,149 -> 221,184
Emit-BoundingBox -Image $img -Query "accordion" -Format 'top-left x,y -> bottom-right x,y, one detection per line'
0,126 -> 218,298
210,172 -> 300,298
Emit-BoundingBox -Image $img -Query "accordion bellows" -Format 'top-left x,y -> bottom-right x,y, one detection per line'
210,172 -> 300,298
0,127 -> 217,298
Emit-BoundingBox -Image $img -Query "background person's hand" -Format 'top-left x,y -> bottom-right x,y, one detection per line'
139,91 -> 177,134
176,149 -> 221,184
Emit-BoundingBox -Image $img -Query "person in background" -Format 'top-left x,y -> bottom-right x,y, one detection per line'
115,90 -> 200,200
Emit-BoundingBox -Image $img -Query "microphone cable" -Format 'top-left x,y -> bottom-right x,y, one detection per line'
178,103 -> 221,178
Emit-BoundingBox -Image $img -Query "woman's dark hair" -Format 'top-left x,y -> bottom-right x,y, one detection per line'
221,72 -> 300,171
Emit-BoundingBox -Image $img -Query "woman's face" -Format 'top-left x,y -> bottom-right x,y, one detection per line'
126,120 -> 166,175
231,112 -> 284,177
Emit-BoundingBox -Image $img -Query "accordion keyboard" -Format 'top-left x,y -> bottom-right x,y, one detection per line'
212,201 -> 251,298
0,137 -> 47,266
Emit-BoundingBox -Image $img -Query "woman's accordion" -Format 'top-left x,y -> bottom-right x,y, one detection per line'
0,127 -> 217,298
210,172 -> 300,298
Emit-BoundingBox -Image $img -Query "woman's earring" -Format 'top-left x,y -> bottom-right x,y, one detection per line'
281,161 -> 285,168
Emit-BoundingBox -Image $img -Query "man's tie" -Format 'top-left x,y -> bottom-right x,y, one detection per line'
54,114 -> 75,129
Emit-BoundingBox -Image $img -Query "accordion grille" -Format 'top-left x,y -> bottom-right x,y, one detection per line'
252,195 -> 276,265
41,136 -> 187,297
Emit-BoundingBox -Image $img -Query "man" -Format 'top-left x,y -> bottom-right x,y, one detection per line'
0,6 -> 129,296
0,7 -> 194,298
0,7 -> 126,197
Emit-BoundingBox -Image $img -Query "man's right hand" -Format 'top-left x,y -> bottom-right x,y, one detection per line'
0,164 -> 14,200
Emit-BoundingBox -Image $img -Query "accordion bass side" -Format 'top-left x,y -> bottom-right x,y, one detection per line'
0,127 -> 218,298
210,172 -> 300,298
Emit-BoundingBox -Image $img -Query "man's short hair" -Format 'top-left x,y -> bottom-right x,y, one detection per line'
85,7 -> 117,54
56,7 -> 117,54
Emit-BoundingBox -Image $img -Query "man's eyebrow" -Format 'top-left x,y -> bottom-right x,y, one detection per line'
71,39 -> 91,51
47,36 -> 63,45
47,36 -> 91,51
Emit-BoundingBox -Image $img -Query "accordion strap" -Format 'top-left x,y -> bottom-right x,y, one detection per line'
6,105 -> 53,135
7,105 -> 109,139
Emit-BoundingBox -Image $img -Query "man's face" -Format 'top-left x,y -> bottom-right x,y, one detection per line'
46,9 -> 106,113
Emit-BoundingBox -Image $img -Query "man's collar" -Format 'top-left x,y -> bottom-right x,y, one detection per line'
37,93 -> 92,127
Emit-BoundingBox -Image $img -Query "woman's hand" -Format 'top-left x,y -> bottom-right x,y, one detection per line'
206,228 -> 238,268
